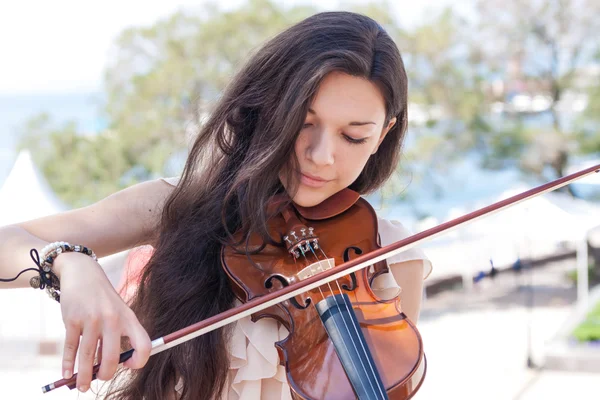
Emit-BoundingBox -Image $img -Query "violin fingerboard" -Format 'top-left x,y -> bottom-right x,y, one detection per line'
315,294 -> 389,400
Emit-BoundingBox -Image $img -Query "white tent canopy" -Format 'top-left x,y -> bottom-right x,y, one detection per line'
453,185 -> 600,244
0,150 -> 66,225
422,184 -> 600,303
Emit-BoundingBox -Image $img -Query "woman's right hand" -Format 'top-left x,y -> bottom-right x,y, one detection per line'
55,252 -> 152,392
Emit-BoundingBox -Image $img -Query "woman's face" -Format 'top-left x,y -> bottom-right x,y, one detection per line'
281,71 -> 396,207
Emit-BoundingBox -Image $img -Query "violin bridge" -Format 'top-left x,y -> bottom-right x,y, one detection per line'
296,258 -> 335,281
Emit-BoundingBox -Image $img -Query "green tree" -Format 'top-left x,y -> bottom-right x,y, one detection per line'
17,114 -> 130,207
473,0 -> 600,187
579,50 -> 600,155
19,0 -> 317,207
18,0 -> 436,207
382,8 -> 491,201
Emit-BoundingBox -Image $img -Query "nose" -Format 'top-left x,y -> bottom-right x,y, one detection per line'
306,129 -> 334,167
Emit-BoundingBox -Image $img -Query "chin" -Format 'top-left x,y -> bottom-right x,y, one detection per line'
290,189 -> 331,208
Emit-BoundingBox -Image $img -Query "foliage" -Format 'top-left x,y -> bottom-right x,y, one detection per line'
473,0 -> 600,184
572,300 -> 600,342
578,50 -> 600,155
18,0 -> 317,206
566,262 -> 599,285
380,8 -> 492,201
15,0 -> 600,207
17,114 -> 129,207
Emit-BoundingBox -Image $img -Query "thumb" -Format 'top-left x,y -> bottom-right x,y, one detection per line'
122,327 -> 152,369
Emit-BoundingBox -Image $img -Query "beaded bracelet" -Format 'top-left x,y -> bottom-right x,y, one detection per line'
0,242 -> 96,303
29,242 -> 97,303
40,241 -> 98,269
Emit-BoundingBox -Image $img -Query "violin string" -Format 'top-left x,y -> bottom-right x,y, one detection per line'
297,247 -> 355,372
316,246 -> 385,400
297,245 -> 371,396
297,246 -> 333,308
304,244 -> 380,399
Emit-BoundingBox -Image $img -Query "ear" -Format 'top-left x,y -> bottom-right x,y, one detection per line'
371,117 -> 397,154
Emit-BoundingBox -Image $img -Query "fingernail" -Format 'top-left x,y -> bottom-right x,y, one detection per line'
63,369 -> 71,379
79,385 -> 89,392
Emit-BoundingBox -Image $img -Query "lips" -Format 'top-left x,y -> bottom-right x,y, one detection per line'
299,172 -> 332,188
301,172 -> 329,182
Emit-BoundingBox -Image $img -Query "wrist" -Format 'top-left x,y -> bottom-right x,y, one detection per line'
52,251 -> 91,278
41,242 -> 97,275
32,242 -> 98,302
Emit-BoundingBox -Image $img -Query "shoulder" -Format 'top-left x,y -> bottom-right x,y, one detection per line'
160,176 -> 180,187
377,218 -> 413,241
377,217 -> 432,280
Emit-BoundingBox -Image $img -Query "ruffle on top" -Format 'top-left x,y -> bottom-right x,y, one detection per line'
148,177 -> 432,399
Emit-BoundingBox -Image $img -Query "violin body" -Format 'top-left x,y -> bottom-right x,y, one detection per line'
222,190 -> 426,399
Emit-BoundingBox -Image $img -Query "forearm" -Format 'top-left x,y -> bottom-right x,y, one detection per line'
0,225 -> 51,288
388,260 -> 424,324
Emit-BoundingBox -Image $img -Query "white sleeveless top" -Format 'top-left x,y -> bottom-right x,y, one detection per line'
158,177 -> 432,399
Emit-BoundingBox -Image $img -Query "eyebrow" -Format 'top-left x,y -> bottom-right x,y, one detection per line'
307,108 -> 376,126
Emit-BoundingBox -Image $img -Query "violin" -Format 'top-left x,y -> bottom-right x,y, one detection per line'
222,189 -> 425,399
41,163 -> 600,398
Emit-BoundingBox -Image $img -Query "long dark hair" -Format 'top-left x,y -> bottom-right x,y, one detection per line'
107,11 -> 408,400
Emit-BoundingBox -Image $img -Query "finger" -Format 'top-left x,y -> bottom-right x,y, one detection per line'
76,324 -> 100,392
62,322 -> 81,380
96,339 -> 103,365
123,322 -> 152,369
97,330 -> 120,381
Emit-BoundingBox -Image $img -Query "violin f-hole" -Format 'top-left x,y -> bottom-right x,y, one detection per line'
265,274 -> 312,310
342,246 -> 361,291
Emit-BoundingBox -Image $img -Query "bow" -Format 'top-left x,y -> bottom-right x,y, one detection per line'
42,162 -> 600,393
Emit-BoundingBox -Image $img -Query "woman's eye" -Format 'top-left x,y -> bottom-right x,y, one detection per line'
343,134 -> 367,145
302,123 -> 313,129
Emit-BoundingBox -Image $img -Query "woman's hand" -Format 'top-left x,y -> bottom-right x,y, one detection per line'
55,252 -> 152,392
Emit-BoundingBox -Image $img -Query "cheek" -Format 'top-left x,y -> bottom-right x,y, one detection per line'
294,131 -> 308,160
338,149 -> 372,182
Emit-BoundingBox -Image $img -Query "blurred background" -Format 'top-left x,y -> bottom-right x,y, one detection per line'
0,0 -> 599,398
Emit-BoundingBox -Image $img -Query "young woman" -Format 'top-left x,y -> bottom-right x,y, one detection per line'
0,11 -> 431,400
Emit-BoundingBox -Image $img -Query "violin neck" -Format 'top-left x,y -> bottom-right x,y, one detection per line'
315,294 -> 389,400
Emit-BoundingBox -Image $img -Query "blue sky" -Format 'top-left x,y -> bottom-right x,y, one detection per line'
0,0 -> 468,95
